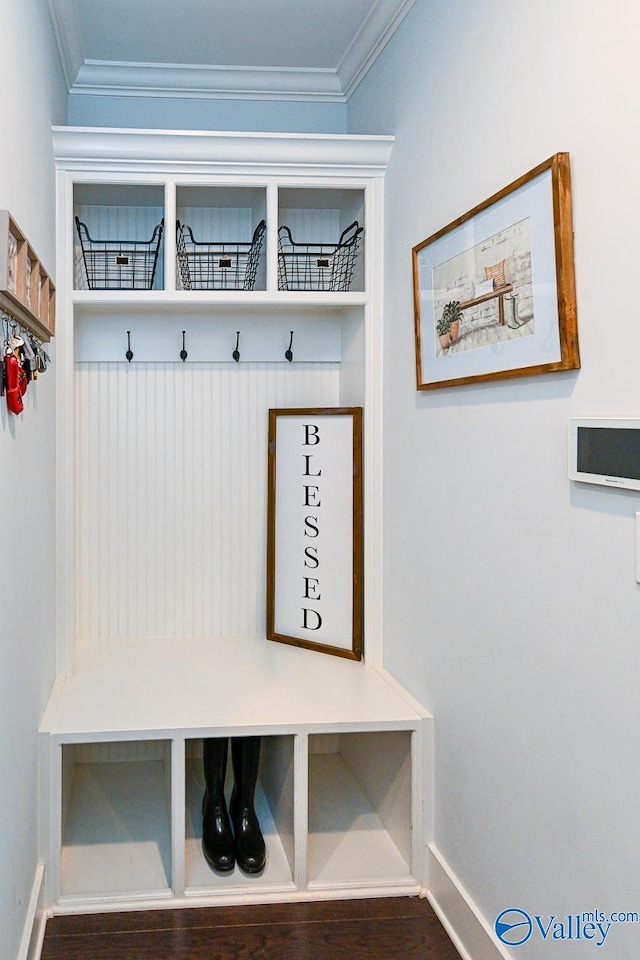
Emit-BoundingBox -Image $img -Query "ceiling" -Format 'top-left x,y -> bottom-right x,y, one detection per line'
48,0 -> 416,103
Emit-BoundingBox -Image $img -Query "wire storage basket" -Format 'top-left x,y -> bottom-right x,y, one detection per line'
277,220 -> 363,292
176,219 -> 266,291
75,217 -> 164,290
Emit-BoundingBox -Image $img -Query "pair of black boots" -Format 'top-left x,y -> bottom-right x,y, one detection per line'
202,736 -> 266,875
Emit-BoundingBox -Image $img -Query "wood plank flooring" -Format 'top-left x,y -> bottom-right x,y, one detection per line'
42,896 -> 462,960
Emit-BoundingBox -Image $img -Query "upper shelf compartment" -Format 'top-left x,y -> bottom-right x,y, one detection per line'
56,128 -> 394,305
73,183 -> 165,291
176,186 -> 267,293
278,189 -> 365,293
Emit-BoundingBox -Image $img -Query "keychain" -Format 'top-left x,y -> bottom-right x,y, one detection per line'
4,326 -> 27,414
1,317 -> 50,414
4,347 -> 25,414
20,335 -> 36,383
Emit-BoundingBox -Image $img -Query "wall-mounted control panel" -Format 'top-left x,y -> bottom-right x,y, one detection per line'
569,418 -> 640,491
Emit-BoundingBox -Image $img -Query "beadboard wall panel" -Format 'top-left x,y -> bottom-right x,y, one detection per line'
76,362 -> 340,642
279,208 -> 338,243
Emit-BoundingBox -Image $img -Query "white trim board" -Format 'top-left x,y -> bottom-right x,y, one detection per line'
70,62 -> 345,103
52,127 -> 394,178
426,844 -> 514,960
17,864 -> 47,960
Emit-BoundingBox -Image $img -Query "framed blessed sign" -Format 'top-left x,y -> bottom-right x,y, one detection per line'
267,407 -> 363,660
412,153 -> 579,390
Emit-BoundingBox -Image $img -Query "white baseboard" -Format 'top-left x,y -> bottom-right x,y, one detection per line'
17,864 -> 47,960
23,848 -> 507,960
426,844 -> 514,960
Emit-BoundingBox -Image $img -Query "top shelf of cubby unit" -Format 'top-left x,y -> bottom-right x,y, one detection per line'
71,289 -> 370,309
53,127 -> 394,178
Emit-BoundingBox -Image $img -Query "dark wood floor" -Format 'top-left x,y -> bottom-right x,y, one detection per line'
42,896 -> 462,960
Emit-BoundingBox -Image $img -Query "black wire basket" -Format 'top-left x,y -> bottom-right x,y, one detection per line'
176,219 -> 266,291
75,217 -> 164,290
277,220 -> 363,292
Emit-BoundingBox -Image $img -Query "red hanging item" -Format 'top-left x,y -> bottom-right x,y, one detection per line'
18,357 -> 28,395
4,352 -> 25,414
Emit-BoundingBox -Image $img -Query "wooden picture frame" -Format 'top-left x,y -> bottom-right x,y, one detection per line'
267,407 -> 363,661
412,153 -> 579,390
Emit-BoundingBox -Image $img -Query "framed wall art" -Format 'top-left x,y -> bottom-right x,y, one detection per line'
412,153 -> 579,390
267,407 -> 363,661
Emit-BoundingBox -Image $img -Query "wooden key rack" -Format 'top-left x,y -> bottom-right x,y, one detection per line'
0,210 -> 55,341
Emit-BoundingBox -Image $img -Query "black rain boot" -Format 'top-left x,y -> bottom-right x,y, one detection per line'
230,736 -> 266,875
202,738 -> 235,873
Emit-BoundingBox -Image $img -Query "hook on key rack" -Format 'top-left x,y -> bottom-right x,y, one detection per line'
180,330 -> 188,362
233,331 -> 240,363
125,331 -> 133,362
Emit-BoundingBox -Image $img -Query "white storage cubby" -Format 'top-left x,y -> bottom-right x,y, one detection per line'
307,731 -> 413,889
278,188 -> 366,292
59,740 -> 172,900
48,705 -> 425,908
42,128 -> 432,915
175,185 -> 267,291
73,183 -> 165,291
184,735 -> 296,894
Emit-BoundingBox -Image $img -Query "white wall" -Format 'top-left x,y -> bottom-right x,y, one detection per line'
0,1 -> 66,957
349,1 -> 640,957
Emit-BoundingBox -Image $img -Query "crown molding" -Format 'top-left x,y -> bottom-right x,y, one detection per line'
47,0 -> 84,91
338,0 -> 417,99
52,126 -> 394,178
69,60 -> 344,102
49,0 -> 415,102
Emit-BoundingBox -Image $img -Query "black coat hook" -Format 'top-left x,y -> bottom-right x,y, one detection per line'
125,331 -> 133,362
285,330 -> 294,363
180,330 -> 188,362
233,331 -> 240,362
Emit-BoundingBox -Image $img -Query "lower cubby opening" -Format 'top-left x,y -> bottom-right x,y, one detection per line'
60,740 -> 172,898
184,735 -> 296,892
307,730 -> 414,887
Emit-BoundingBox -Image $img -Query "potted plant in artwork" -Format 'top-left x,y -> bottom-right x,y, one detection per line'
436,312 -> 451,350
441,300 -> 463,343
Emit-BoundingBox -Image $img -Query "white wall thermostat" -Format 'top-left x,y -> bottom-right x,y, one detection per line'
569,418 -> 640,491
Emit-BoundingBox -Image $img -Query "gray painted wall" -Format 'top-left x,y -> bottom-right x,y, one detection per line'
68,93 -> 348,133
